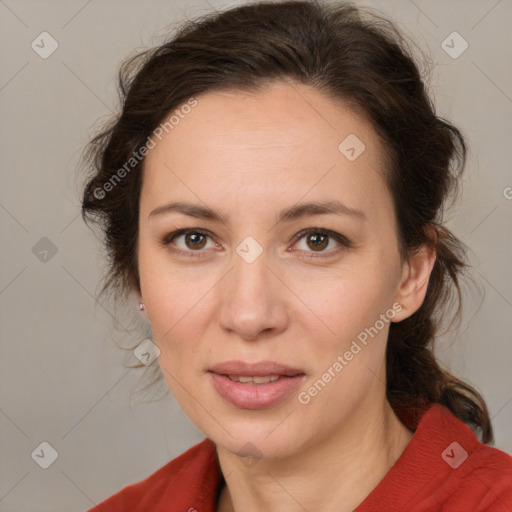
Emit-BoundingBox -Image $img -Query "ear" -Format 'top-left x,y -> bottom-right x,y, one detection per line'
392,226 -> 437,322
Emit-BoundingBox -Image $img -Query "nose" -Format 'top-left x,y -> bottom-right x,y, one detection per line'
217,245 -> 289,341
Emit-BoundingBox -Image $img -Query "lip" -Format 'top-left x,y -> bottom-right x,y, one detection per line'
208,360 -> 306,410
209,360 -> 304,377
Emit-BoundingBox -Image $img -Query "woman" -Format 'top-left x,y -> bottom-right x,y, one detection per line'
81,1 -> 512,510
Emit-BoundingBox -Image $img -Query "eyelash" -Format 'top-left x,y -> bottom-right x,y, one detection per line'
159,227 -> 352,260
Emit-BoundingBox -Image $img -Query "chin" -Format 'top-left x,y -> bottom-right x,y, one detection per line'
203,413 -> 307,461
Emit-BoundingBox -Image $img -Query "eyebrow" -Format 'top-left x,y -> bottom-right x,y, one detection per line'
148,200 -> 366,224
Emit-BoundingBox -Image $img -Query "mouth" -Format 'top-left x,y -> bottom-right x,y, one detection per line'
208,360 -> 306,409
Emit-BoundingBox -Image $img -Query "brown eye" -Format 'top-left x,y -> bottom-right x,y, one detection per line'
305,232 -> 329,251
184,232 -> 207,250
160,229 -> 217,258
292,228 -> 352,259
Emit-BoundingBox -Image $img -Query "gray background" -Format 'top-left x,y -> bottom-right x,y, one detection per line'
0,0 -> 511,511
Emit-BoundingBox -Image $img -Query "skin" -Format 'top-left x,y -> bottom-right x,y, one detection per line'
137,80 -> 436,512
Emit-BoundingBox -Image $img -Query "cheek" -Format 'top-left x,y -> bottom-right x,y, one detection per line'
138,241 -> 211,322
143,285 -> 208,404
290,264 -> 396,342
143,279 -> 208,356
142,288 -> 217,432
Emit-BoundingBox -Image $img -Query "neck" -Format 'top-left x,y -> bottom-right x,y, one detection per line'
216,398 -> 414,512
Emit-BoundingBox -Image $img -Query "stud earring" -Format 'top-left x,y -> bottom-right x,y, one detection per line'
139,302 -> 145,311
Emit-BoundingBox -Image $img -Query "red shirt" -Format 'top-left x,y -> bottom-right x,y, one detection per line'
87,403 -> 512,511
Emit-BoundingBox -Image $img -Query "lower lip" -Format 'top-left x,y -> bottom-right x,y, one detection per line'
209,372 -> 305,410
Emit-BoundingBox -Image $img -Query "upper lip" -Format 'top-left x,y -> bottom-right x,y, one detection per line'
209,360 -> 304,377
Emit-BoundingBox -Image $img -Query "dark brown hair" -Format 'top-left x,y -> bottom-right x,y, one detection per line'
81,0 -> 493,442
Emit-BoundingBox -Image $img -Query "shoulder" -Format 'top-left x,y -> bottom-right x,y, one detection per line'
416,403 -> 512,511
358,402 -> 512,512
86,437 -> 222,512
450,437 -> 512,511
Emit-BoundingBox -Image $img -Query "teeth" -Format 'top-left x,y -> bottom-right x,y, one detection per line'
228,375 -> 281,384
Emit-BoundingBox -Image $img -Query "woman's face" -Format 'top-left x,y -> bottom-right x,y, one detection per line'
137,81 -> 421,459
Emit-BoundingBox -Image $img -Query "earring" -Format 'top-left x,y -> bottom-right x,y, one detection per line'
139,302 -> 145,311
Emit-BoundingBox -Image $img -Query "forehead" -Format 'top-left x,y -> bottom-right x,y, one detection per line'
141,81 -> 391,224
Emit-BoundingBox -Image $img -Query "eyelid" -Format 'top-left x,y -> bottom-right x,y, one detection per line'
160,228 -> 214,246
159,228 -> 220,258
288,227 -> 352,259
291,227 -> 352,248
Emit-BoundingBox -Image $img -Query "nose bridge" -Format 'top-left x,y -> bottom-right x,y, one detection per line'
217,236 -> 288,339
233,236 -> 270,295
